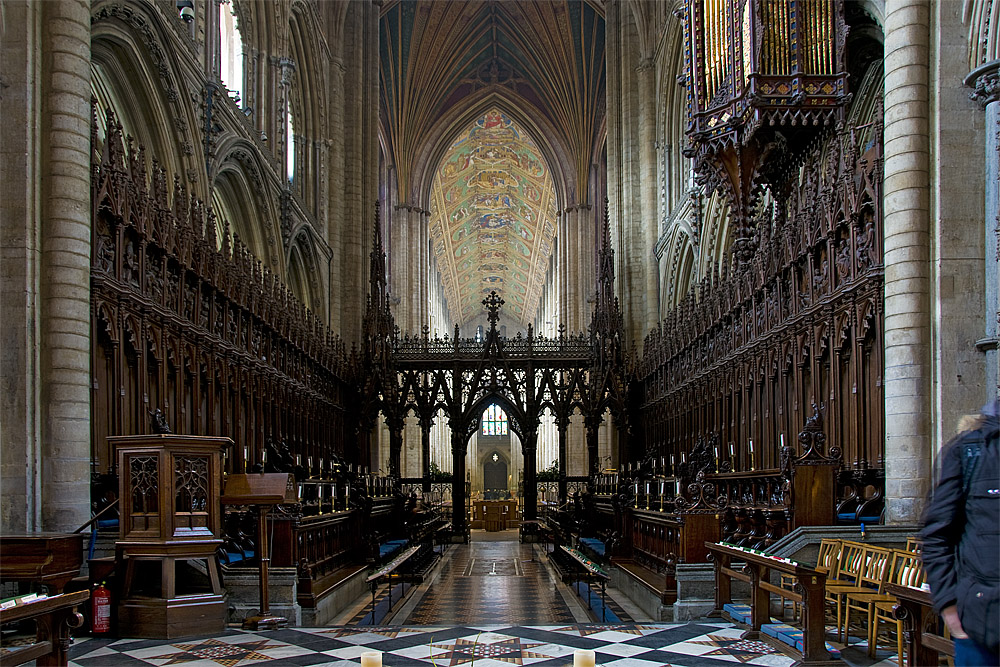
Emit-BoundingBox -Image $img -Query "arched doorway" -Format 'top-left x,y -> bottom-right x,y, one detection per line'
483,451 -> 507,498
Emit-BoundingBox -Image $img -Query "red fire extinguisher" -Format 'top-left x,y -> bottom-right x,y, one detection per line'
92,582 -> 111,634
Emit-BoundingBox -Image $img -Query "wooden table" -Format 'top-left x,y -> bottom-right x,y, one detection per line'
885,582 -> 953,667
705,542 -> 834,664
0,589 -> 89,666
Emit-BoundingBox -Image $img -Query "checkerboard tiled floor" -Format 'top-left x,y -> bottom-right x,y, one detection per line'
67,622 -> 901,666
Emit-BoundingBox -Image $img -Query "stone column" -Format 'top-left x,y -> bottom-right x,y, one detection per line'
387,415 -> 403,480
883,0 -> 931,524
450,429 -> 468,535
585,414 -> 602,478
558,209 -> 575,330
556,414 -> 569,504
637,57 -> 660,333
2,0 -> 41,532
327,57 -> 346,333
420,416 -> 433,492
521,425 -> 539,521
575,206 -> 596,327
966,61 -> 1000,401
33,0 -> 93,532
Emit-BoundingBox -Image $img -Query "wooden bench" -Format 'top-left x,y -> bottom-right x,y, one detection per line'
616,561 -> 674,605
296,564 -> 367,610
0,589 -> 89,667
706,541 -> 836,665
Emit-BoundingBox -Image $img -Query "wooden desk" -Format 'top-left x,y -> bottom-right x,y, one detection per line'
0,534 -> 83,595
705,542 -> 833,664
473,501 -> 517,531
0,589 -> 89,666
885,582 -> 953,667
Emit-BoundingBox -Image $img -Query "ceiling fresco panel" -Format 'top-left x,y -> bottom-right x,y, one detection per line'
430,109 -> 557,326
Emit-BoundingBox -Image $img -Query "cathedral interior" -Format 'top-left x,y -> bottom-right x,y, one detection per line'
1,0 -> 999,665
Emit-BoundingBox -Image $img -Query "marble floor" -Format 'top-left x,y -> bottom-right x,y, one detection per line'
60,531 -> 906,666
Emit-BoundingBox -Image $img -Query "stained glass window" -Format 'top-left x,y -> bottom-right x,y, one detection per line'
481,404 -> 508,436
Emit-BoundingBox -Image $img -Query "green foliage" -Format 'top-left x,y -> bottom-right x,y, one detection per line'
428,461 -> 453,483
536,459 -> 560,482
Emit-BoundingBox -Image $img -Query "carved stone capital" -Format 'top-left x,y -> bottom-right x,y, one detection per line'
965,59 -> 1000,108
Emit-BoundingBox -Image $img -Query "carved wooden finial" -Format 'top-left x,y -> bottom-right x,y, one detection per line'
149,409 -> 172,434
483,290 -> 504,327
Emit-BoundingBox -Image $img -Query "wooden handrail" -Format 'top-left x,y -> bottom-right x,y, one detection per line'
73,499 -> 119,534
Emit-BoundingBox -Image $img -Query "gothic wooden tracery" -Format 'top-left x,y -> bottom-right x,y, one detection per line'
360,203 -> 631,534
90,106 -> 352,482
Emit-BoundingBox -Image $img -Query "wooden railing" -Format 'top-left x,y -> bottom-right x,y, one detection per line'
706,541 -> 833,664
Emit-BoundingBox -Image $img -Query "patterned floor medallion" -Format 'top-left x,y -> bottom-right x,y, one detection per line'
141,638 -> 287,666
551,624 -> 661,636
690,634 -> 780,662
426,636 -> 552,665
320,627 -> 424,639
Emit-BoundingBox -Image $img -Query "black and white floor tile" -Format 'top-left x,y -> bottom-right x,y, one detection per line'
67,622 -> 900,666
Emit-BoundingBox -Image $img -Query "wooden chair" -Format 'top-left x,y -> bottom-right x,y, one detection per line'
842,548 -> 913,651
905,536 -> 921,553
869,550 -> 924,660
781,538 -> 843,619
815,538 -> 844,575
826,544 -> 891,641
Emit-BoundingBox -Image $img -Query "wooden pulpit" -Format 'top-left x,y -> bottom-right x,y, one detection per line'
221,473 -> 297,631
112,434 -> 229,639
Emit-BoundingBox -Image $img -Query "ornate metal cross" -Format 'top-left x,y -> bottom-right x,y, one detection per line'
483,290 -> 504,326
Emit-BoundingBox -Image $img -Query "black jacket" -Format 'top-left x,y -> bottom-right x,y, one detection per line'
920,418 -> 1000,651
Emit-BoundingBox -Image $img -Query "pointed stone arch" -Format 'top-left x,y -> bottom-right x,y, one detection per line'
212,138 -> 282,269
91,1 -> 200,187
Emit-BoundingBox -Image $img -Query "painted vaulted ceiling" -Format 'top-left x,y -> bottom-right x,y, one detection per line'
430,109 -> 558,325
379,0 -> 605,326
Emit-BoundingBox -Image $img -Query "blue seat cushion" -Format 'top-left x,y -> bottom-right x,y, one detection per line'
723,603 -> 752,625
762,623 -> 841,658
222,549 -> 255,564
579,538 -> 606,557
379,540 -> 407,559
761,623 -> 796,639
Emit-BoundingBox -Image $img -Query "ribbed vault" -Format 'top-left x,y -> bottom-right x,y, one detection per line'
429,109 -> 558,325
380,0 -> 605,328
379,0 -> 605,203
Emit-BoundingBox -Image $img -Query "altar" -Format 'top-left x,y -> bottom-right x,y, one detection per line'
470,500 -> 518,531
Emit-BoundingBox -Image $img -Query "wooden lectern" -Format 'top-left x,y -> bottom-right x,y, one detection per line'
112,434 -> 229,639
221,473 -> 297,631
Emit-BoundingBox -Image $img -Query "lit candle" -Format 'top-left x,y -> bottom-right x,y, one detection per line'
574,649 -> 596,667
360,651 -> 382,667
781,433 -> 786,448
714,446 -> 719,465
243,446 -> 249,471
729,442 -> 735,457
